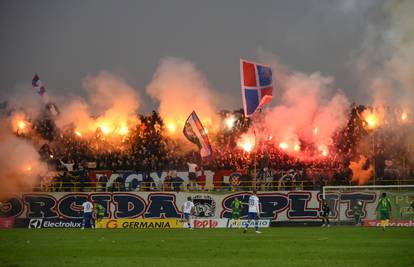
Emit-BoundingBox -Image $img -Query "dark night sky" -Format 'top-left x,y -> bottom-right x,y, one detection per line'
0,0 -> 386,111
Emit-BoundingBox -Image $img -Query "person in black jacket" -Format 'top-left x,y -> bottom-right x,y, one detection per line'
320,198 -> 331,228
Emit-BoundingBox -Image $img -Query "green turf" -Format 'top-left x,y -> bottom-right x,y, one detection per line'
1,227 -> 414,267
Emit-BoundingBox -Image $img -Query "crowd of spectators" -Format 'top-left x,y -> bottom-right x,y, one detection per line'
11,104 -> 414,192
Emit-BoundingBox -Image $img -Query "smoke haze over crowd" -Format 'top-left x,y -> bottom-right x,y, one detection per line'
0,0 -> 413,194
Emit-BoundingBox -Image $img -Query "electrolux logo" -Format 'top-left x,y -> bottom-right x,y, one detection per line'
27,219 -> 83,228
28,219 -> 43,229
43,221 -> 82,228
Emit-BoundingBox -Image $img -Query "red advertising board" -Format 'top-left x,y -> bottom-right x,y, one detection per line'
0,217 -> 15,228
363,220 -> 414,227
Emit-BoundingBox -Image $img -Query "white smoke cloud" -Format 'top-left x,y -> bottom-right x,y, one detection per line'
5,83 -> 45,119
356,0 -> 414,109
0,118 -> 47,199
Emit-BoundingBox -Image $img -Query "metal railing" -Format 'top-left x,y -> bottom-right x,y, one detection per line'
35,180 -> 311,192
32,178 -> 414,192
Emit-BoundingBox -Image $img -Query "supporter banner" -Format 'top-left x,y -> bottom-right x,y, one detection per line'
387,192 -> 414,220
99,219 -> 183,229
3,191 -> 385,223
363,220 -> 414,227
191,218 -> 270,229
89,169 -> 255,191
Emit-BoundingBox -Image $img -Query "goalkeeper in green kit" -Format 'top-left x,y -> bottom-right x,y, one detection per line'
376,192 -> 392,231
93,202 -> 105,228
229,197 -> 242,228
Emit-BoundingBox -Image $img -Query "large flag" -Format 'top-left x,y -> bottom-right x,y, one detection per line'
240,59 -> 273,117
183,111 -> 213,160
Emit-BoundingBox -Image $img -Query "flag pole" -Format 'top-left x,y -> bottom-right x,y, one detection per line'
252,123 -> 257,192
253,146 -> 257,191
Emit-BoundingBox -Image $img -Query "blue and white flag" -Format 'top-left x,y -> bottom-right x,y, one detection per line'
240,59 -> 273,117
183,111 -> 213,160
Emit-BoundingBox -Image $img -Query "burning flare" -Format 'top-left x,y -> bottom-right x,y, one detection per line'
362,109 -> 383,130
401,112 -> 408,122
11,113 -> 31,134
279,142 -> 289,150
237,133 -> 256,153
166,121 -> 177,134
224,115 -> 236,130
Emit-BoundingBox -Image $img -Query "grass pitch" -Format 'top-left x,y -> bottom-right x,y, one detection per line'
1,227 -> 414,267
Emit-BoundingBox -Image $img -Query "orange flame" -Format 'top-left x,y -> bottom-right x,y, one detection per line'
11,113 -> 30,134
18,121 -> 26,130
294,144 -> 300,152
401,112 -> 408,121
164,116 -> 214,137
362,109 -> 382,130
350,156 -> 373,185
237,133 -> 256,153
224,115 -> 236,130
166,122 -> 177,134
318,144 -> 328,157
100,124 -> 111,135
279,142 -> 289,150
118,125 -> 129,135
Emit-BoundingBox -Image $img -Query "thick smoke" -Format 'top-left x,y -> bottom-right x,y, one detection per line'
0,72 -> 140,198
350,156 -> 373,185
350,0 -> 414,183
6,83 -> 45,118
0,118 -> 47,199
145,57 -> 219,136
357,0 -> 414,109
56,71 -> 141,136
257,51 -> 349,157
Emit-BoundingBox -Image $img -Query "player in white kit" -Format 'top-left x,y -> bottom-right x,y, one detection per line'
182,196 -> 195,229
82,198 -> 94,229
243,190 -> 261,234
